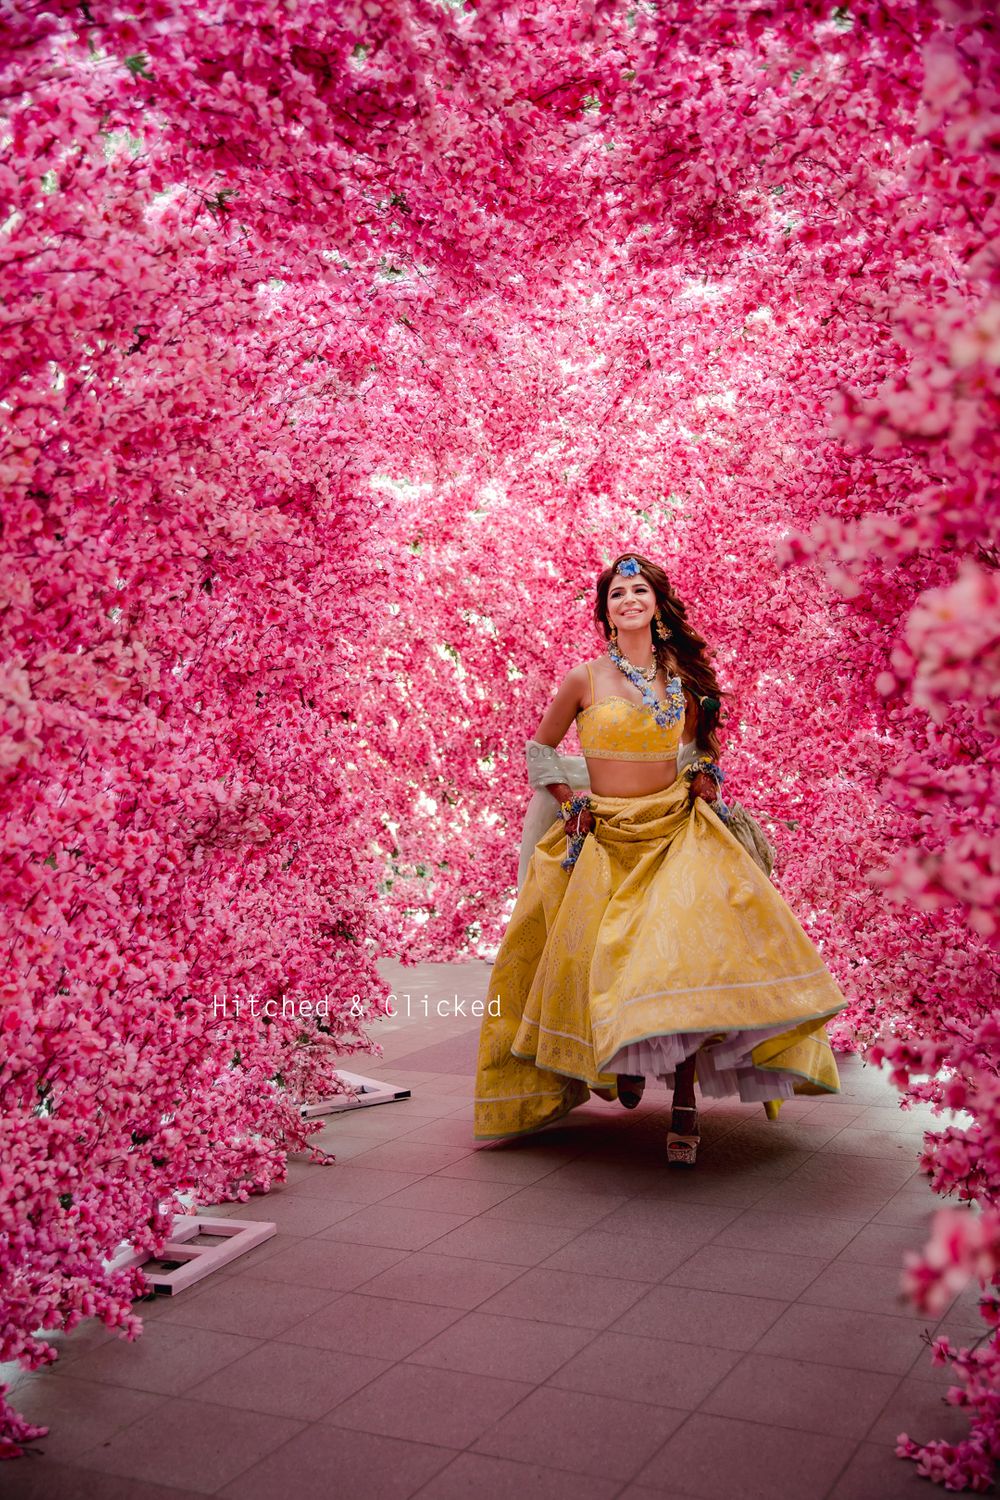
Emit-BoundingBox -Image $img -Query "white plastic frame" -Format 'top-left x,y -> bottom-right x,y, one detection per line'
106,1215 -> 276,1295
299,1069 -> 411,1120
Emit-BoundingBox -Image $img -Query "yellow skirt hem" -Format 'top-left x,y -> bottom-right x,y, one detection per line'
475,779 -> 847,1139
592,1007 -> 846,1074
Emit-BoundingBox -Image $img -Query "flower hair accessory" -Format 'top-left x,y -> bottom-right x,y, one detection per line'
616,556 -> 642,577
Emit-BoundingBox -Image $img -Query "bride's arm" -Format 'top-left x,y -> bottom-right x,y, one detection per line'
526,665 -> 588,811
681,688 -> 719,803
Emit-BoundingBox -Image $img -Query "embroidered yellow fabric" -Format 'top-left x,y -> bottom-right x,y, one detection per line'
474,778 -> 847,1141
575,663 -> 684,761
576,696 -> 685,761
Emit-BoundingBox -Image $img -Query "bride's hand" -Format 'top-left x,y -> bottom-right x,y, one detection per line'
689,772 -> 718,804
566,808 -> 595,837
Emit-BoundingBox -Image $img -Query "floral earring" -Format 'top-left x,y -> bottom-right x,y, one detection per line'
653,612 -> 670,643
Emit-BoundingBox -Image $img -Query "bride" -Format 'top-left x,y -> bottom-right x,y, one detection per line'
474,552 -> 846,1166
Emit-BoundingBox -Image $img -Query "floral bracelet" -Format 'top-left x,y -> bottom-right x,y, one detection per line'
683,756 -> 732,823
560,794 -> 592,871
683,753 -> 724,787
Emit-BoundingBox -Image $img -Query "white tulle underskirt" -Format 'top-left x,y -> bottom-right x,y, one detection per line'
605,1021 -> 800,1104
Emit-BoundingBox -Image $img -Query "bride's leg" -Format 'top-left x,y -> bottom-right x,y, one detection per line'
667,1052 -> 700,1166
671,1052 -> 697,1111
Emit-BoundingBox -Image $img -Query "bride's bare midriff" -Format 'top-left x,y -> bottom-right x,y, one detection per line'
584,757 -> 679,798
575,654 -> 691,798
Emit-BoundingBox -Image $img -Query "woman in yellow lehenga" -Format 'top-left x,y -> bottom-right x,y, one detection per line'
474,552 -> 847,1165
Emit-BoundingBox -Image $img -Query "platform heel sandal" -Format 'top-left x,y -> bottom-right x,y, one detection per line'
616,1074 -> 646,1110
666,1105 -> 700,1166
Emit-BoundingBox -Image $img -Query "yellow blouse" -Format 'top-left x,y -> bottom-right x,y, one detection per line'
576,663 -> 685,762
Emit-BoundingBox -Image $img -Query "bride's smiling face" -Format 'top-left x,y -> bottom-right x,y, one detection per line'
607,574 -> 656,632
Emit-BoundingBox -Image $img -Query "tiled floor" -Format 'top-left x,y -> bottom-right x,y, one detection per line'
3,960 -> 987,1500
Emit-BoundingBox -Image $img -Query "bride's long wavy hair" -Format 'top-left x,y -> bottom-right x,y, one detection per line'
594,553 -> 724,757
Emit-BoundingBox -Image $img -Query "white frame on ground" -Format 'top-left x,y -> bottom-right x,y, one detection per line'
299,1068 -> 411,1120
106,1215 -> 277,1295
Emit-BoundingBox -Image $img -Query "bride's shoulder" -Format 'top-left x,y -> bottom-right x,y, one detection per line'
563,658 -> 602,683
552,660 -> 596,703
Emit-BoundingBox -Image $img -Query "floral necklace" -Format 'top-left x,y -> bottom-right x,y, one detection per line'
607,639 -> 685,730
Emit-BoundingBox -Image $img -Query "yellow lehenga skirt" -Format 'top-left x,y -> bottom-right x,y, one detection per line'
474,776 -> 847,1141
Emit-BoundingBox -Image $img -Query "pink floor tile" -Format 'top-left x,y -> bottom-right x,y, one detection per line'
711,1209 -> 867,1258
479,1185 -> 627,1228
348,1140 -> 476,1173
819,1128 -> 926,1162
612,1284 -> 786,1351
217,1423 -> 454,1500
391,1094 -> 484,1118
249,1236 -> 409,1291
634,1412 -> 854,1499
285,1164 -> 425,1203
426,1216 -> 580,1267
794,1102 -> 866,1128
4,1375 -> 162,1463
186,1340 -> 390,1419
0,1460 -> 200,1500
296,1131 -> 383,1160
663,1244 -> 826,1300
596,1198 -> 741,1243
685,1136 -> 813,1180
224,1195 -> 364,1235
728,1117 -> 849,1150
316,1204 -> 471,1250
616,1488 -> 707,1500
638,1169 -> 774,1209
162,1274 -> 340,1339
750,1179 -> 891,1222
406,1309 -> 594,1381
866,1375 -> 972,1446
357,1250 -> 526,1309
43,1322 -> 260,1397
784,1153 -> 919,1192
871,1190 -> 939,1229
797,1261 -> 931,1320
755,1303 -> 929,1375
74,1396 -> 305,1494
472,1140 -> 583,1166
833,1221 -> 934,1267
325,1362 -> 532,1448
279,1291 -> 465,1359
699,1352 -> 899,1438
317,1108 -> 434,1139
547,1332 -> 739,1409
399,1118 -> 480,1147
414,1450 -> 621,1500
849,1105 -> 937,1134
539,1226 -> 692,1282
472,1385 -> 686,1481
536,1159 -> 667,1196
476,1265 -> 649,1329
434,1151 -> 568,1184
382,1176 -> 526,1214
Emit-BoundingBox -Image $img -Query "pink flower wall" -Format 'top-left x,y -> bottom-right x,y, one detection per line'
1,0 -> 997,1483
